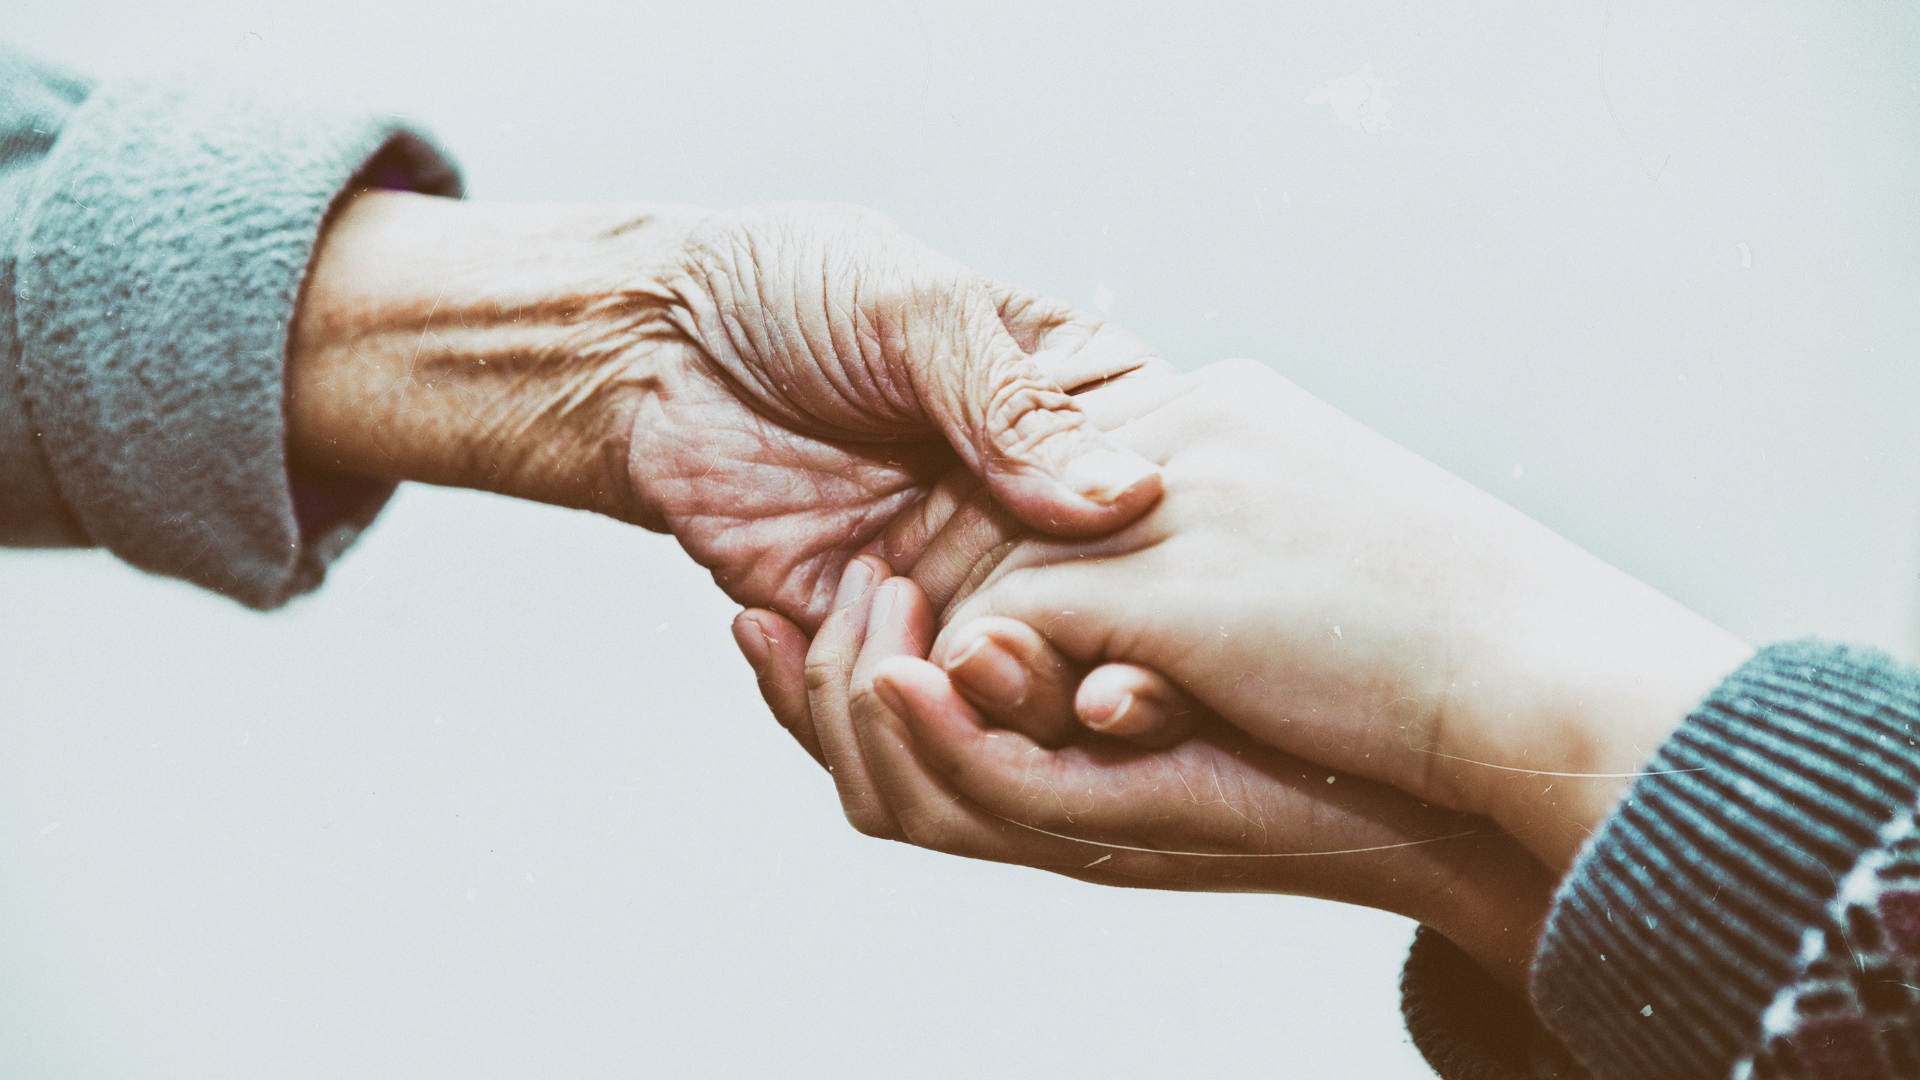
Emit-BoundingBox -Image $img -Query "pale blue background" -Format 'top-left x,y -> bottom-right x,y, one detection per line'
4,2 -> 1919,1077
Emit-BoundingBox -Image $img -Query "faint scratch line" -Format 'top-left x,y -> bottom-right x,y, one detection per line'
992,814 -> 1479,857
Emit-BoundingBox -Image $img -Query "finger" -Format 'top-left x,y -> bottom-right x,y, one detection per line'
919,287 -> 1165,538
1076,662 -> 1202,750
869,327 -> 1199,608
878,658 -> 1236,849
732,608 -> 823,768
862,465 -> 1029,617
848,577 -> 938,711
867,655 -> 1243,883
987,282 -> 1181,390
878,661 -> 1492,902
932,615 -> 1084,747
875,653 -> 1555,981
932,552 -> 1143,691
834,594 -> 1100,874
804,553 -> 903,839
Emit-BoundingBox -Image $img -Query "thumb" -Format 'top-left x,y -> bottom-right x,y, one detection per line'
919,288 -> 1164,537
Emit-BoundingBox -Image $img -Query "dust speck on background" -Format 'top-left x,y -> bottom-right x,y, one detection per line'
1307,64 -> 1393,134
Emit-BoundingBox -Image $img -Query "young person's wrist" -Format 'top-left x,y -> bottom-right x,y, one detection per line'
1409,829 -> 1558,992
1443,546 -> 1753,874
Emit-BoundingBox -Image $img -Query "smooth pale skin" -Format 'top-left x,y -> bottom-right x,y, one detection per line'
742,552 -> 1558,989
736,360 -> 1751,986
284,191 -> 1164,630
733,369 -> 1548,988
905,360 -> 1754,877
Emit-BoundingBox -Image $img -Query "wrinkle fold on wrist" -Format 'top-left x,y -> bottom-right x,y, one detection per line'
287,192 -> 715,524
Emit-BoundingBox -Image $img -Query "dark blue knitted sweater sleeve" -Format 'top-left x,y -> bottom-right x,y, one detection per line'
1403,640 -> 1920,1080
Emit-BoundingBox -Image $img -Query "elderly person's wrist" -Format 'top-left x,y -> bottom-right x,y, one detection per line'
286,189 -> 710,524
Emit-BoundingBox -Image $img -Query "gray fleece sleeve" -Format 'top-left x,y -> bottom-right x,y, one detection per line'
1,44 -> 460,608
0,45 -> 91,546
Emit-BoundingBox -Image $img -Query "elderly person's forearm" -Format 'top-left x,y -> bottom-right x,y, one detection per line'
287,192 -> 1168,629
286,189 -> 702,526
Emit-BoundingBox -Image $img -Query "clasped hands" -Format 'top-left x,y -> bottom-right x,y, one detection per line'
288,192 -> 1753,991
736,358 -> 1753,989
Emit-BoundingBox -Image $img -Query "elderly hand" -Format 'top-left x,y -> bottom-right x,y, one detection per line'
740,551 -> 1556,989
906,359 -> 1752,875
286,193 -> 1164,629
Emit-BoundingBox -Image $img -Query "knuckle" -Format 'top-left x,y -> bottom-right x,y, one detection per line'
896,801 -> 966,853
844,803 -> 898,840
803,648 -> 854,696
847,680 -> 886,719
986,378 -> 1080,457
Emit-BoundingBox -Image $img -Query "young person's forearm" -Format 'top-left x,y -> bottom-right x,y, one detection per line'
285,190 -> 708,525
1439,543 -> 1754,875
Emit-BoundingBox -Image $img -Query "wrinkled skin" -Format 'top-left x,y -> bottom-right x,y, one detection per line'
289,195 -> 1163,636
627,205 -> 1166,632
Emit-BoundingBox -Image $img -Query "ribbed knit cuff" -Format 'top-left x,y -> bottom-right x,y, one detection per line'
1402,925 -> 1588,1079
1531,640 -> 1920,1080
14,70 -> 460,608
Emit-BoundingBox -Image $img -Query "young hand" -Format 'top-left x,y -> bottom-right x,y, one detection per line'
739,557 -> 1557,988
922,359 -> 1753,873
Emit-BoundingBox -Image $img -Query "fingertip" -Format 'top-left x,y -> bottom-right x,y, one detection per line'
1080,690 -> 1135,733
1071,462 -> 1165,533
834,554 -> 890,613
941,632 -> 1028,713
735,608 -> 825,767
737,608 -> 809,690
933,615 -> 1085,746
872,653 -> 936,700
864,577 -> 932,654
1100,459 -> 1164,513
731,611 -> 773,677
872,656 -> 980,735
1076,663 -> 1198,749
939,632 -> 990,675
930,615 -> 998,670
867,577 -> 902,634
1062,448 -> 1162,509
991,456 -> 1164,538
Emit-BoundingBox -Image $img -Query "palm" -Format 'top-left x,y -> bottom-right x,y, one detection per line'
630,347 -> 956,631
624,205 -> 1170,631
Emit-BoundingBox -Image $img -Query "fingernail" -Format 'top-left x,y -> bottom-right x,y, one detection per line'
944,634 -> 1029,711
1083,692 -> 1135,734
1062,448 -> 1159,506
834,559 -> 876,611
731,616 -> 770,676
868,579 -> 897,629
